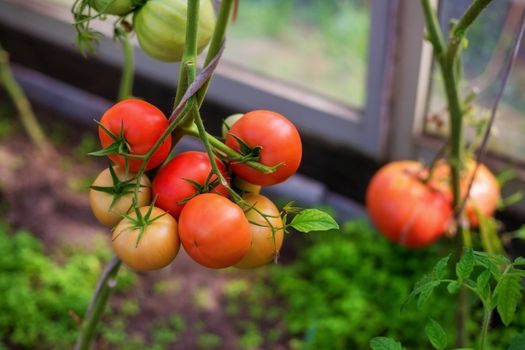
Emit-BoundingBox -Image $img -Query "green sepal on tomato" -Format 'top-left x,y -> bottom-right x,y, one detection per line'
94,99 -> 172,172
152,151 -> 230,219
225,110 -> 302,186
133,0 -> 216,62
112,206 -> 180,271
89,165 -> 151,227
178,193 -> 251,269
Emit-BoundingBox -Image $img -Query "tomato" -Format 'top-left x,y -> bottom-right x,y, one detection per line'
233,177 -> 261,195
366,161 -> 452,248
133,0 -> 216,62
429,160 -> 500,227
221,113 -> 244,139
112,206 -> 180,271
235,194 -> 284,269
225,110 -> 302,186
152,151 -> 230,219
178,193 -> 251,268
89,166 -> 151,227
92,0 -> 136,15
97,99 -> 172,172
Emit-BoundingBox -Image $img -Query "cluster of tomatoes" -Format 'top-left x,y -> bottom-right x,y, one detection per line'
366,160 -> 500,248
89,99 -> 302,271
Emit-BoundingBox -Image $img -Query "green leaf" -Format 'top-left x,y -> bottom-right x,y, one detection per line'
508,332 -> 525,350
425,318 -> 448,350
431,255 -> 451,280
418,281 -> 441,309
289,209 -> 339,233
370,337 -> 404,350
494,273 -> 523,326
478,214 -> 504,255
456,248 -> 474,281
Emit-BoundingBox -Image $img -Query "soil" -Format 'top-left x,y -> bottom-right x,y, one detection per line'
0,119 -> 290,350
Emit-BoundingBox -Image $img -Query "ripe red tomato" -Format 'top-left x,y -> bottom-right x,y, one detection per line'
112,207 -> 180,271
98,99 -> 172,172
152,151 -> 229,219
429,160 -> 500,227
235,194 -> 284,269
366,161 -> 452,248
225,110 -> 302,186
178,193 -> 251,269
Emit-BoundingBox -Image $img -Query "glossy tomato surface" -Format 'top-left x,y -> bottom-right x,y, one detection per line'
112,207 -> 180,271
235,194 -> 284,269
366,161 -> 452,248
152,151 -> 229,218
98,99 -> 172,172
179,193 -> 251,269
225,110 -> 302,186
430,160 -> 500,227
89,166 -> 151,227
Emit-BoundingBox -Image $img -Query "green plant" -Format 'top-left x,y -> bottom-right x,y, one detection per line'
0,222 -> 134,349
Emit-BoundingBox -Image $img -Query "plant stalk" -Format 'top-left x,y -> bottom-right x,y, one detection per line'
479,307 -> 492,350
74,256 -> 121,350
117,31 -> 135,101
0,43 -> 53,156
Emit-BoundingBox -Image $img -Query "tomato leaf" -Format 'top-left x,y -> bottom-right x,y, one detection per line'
370,337 -> 405,350
508,332 -> 525,350
456,248 -> 474,281
289,209 -> 339,233
431,255 -> 451,280
425,318 -> 448,350
494,272 -> 522,326
447,281 -> 460,294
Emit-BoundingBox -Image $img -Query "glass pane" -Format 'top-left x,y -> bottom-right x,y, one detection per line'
224,0 -> 371,108
426,0 -> 525,163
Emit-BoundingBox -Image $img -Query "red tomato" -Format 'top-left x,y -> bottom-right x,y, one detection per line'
429,160 -> 500,227
225,110 -> 302,186
98,99 -> 172,172
366,161 -> 452,248
178,193 -> 251,269
152,151 -> 230,218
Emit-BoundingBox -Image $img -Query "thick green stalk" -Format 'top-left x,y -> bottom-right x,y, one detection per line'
174,0 -> 200,108
197,0 -> 234,106
117,31 -> 134,101
0,43 -> 53,155
74,256 -> 121,350
420,0 -> 493,347
479,307 -> 492,350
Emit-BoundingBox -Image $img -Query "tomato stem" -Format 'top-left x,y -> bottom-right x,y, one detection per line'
117,30 -> 134,101
74,256 -> 121,350
421,0 -> 493,347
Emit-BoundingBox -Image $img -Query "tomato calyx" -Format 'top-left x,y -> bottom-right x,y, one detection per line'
90,165 -> 146,211
177,173 -> 222,205
89,120 -> 145,161
114,200 -> 166,248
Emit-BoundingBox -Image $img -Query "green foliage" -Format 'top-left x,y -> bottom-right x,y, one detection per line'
370,337 -> 405,350
424,319 -> 447,350
288,209 -> 339,233
271,220 -> 454,349
0,222 -> 134,349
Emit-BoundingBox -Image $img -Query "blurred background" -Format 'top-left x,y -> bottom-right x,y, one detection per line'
0,0 -> 524,349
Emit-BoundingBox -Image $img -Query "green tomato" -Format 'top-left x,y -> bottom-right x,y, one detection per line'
92,0 -> 137,15
221,113 -> 244,139
133,0 -> 216,62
